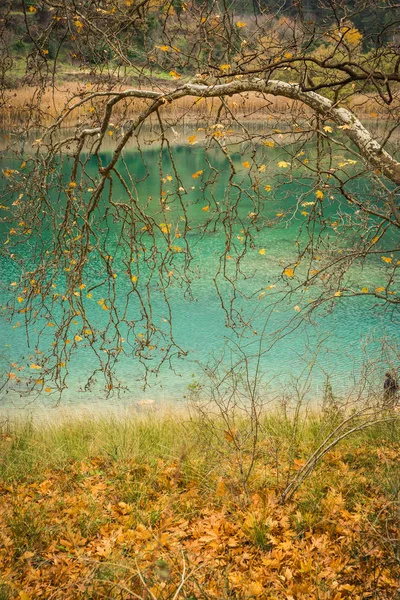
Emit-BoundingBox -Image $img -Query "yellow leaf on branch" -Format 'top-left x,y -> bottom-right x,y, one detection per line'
224,429 -> 236,442
263,140 -> 274,147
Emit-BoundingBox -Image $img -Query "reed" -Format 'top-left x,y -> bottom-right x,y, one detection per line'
2,81 -> 392,129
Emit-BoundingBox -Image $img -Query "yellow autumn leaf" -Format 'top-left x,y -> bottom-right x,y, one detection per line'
75,335 -> 82,342
224,429 -> 236,442
157,45 -> 170,52
371,236 -> 379,244
382,256 -> 392,263
323,126 -> 333,133
334,291 -> 341,297
284,267 -> 294,278
375,287 -> 385,293
30,363 -> 41,370
188,135 -> 197,145
219,64 -> 231,72
86,293 -> 93,299
294,305 -> 301,312
169,70 -> 181,78
45,387 -> 52,393
192,170 -> 203,179
263,140 -> 274,147
301,211 -> 309,216
361,287 -> 369,293
202,205 -> 210,212
248,582 -> 264,597
216,479 -> 227,496
259,248 -> 266,255
315,190 -> 324,199
236,21 -> 247,27
277,161 -> 289,168
242,161 -> 251,168
264,185 -> 272,192
131,275 -> 138,283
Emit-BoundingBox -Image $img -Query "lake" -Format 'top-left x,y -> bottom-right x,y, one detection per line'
0,131 -> 398,412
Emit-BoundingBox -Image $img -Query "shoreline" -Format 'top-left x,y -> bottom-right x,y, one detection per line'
1,81 -> 394,130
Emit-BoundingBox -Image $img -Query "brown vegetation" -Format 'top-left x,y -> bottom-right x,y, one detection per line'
0,80 -> 393,130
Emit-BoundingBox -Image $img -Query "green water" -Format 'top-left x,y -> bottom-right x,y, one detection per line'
0,140 -> 398,410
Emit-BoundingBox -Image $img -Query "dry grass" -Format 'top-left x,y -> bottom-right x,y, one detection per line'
0,83 -> 305,128
1,79 -> 396,133
4,82 -> 392,127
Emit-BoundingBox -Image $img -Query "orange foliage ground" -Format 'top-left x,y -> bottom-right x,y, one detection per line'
0,439 -> 399,599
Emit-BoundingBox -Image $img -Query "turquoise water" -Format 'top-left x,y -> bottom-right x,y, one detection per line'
0,140 -> 398,410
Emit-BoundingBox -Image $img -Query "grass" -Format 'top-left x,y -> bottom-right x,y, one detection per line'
1,70 -> 395,130
0,405 -> 399,598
